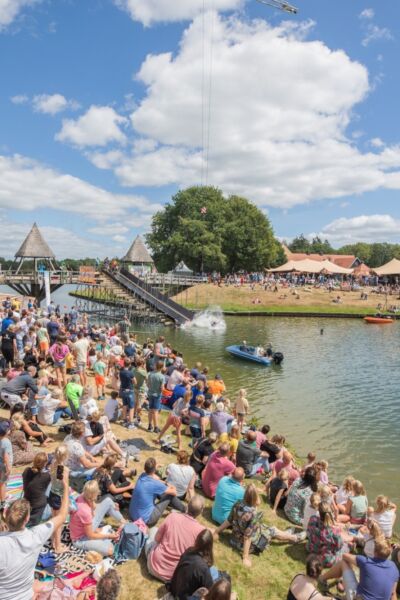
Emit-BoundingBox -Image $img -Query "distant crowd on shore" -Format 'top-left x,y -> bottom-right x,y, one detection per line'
0,294 -> 398,600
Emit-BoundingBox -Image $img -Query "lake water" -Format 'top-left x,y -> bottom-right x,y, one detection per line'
2,285 -> 399,528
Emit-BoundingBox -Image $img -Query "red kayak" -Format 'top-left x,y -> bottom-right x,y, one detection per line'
364,316 -> 394,324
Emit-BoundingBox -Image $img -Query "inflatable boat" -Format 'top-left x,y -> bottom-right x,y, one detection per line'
364,315 -> 394,324
226,344 -> 284,365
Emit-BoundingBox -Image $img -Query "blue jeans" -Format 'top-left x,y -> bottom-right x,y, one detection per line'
53,407 -> 73,424
250,456 -> 270,476
121,390 -> 135,409
72,496 -> 123,555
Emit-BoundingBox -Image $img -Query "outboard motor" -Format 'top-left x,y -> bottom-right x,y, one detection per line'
272,352 -> 284,365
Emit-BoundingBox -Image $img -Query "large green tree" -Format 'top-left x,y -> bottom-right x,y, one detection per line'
146,186 -> 282,273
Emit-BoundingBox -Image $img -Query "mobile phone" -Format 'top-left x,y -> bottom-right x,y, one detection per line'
56,465 -> 64,480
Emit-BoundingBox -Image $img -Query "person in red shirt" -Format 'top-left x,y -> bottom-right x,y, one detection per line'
202,443 -> 235,499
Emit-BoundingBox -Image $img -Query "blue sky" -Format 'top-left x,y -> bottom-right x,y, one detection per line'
0,0 -> 400,258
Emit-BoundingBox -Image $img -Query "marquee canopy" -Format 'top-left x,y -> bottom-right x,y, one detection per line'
373,258 -> 400,276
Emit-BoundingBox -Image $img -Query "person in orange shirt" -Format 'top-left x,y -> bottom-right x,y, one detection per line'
206,374 -> 226,400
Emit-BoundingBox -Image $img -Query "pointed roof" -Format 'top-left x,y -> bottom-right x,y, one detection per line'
15,223 -> 55,258
174,261 -> 193,273
122,235 -> 153,263
374,258 -> 400,276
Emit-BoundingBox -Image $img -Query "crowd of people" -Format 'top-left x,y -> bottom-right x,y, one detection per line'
0,294 -> 398,600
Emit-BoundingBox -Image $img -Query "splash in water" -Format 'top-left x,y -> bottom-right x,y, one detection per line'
183,306 -> 226,330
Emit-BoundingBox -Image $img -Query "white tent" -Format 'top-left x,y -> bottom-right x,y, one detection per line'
319,260 -> 353,275
374,258 -> 400,276
270,258 -> 324,273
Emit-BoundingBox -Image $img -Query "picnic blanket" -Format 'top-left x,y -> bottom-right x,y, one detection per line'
6,474 -> 79,512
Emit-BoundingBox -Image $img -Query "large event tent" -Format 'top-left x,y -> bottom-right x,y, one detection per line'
270,258 -> 353,275
373,258 -> 400,276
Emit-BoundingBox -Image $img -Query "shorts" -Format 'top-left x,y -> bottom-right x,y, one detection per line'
135,391 -> 147,407
95,374 -> 105,386
48,491 -> 62,510
54,361 -> 66,368
237,412 -> 245,417
77,362 -> 86,373
40,340 -> 49,352
343,567 -> 358,598
29,404 -> 39,416
121,390 -> 135,409
148,393 -> 161,411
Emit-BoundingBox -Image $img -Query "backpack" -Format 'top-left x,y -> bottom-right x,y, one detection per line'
114,522 -> 147,562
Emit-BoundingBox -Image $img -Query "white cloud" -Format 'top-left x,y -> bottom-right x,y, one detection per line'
89,14 -> 400,209
362,24 -> 393,47
32,94 -> 80,115
114,0 -> 243,26
56,106 -> 128,147
359,8 -> 374,20
0,0 -> 40,29
315,214 -> 400,246
370,137 -> 384,148
0,153 -> 160,222
11,94 -> 28,105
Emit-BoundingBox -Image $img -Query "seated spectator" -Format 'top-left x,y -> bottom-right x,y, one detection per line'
255,424 -> 270,449
202,443 -> 235,499
10,413 -> 38,466
83,411 -> 125,458
79,386 -> 98,420
260,433 -> 284,465
190,432 -> 218,477
306,502 -> 344,567
335,476 -> 354,514
170,529 -> 217,600
287,556 -> 330,600
319,540 -> 399,600
64,421 -> 102,478
96,569 -> 122,600
129,457 -> 185,526
212,467 -> 245,525
368,495 -> 397,538
37,388 -> 72,425
93,454 -> 135,508
145,496 -> 206,582
302,492 -> 321,530
285,467 -> 319,526
22,451 -> 51,527
210,402 -> 233,437
200,579 -> 234,600
344,480 -> 368,525
272,451 -> 300,486
266,468 -> 290,514
215,484 -> 306,568
166,450 -> 196,500
0,477 -> 69,600
10,403 -> 51,446
236,430 -> 269,477
219,424 -> 240,461
70,480 -> 125,556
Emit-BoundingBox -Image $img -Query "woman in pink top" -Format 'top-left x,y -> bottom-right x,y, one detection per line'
202,443 -> 235,499
49,336 -> 69,388
70,480 -> 125,556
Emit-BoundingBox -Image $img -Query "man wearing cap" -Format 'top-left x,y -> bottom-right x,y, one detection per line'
0,365 -> 38,408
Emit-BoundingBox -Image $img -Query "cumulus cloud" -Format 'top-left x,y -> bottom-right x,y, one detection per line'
114,0 -> 243,26
56,106 -> 128,147
0,0 -> 40,30
359,8 -> 374,20
0,153 -> 160,222
11,94 -> 29,105
89,14 -> 400,209
315,214 -> 400,246
32,94 -> 80,115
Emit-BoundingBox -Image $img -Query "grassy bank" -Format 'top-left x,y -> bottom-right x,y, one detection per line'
173,284 -> 393,317
0,400 -> 308,600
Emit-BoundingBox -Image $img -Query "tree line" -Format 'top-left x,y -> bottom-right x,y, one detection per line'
286,236 -> 400,268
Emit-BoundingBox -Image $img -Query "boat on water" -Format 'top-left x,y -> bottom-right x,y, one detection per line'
364,315 -> 394,324
226,344 -> 284,365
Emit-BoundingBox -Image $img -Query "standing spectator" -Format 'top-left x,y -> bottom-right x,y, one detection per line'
73,332 -> 90,387
210,402 -> 233,437
234,389 -> 249,432
147,361 -> 164,434
49,336 -> 69,389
